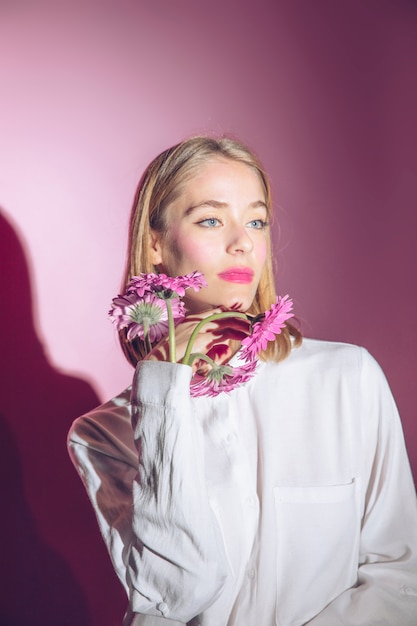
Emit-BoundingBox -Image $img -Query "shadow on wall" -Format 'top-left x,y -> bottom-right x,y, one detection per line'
0,211 -> 126,626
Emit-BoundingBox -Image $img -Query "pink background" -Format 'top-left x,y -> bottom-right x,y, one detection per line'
1,1 -> 416,625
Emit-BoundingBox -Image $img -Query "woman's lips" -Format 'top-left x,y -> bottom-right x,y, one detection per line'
217,267 -> 254,284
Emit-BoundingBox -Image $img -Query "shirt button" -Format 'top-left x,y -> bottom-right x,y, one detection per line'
247,568 -> 255,579
246,496 -> 256,507
157,601 -> 168,615
225,433 -> 236,445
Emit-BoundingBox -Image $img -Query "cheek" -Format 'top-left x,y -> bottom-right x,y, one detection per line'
174,233 -> 218,270
161,232 -> 208,276
255,239 -> 268,268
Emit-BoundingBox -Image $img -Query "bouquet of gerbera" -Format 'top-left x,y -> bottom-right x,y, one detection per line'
109,271 -> 294,397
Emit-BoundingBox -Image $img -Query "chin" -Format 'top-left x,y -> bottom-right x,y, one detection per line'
224,298 -> 252,312
184,290 -> 255,314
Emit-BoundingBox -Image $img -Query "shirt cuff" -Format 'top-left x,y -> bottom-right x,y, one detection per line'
133,360 -> 193,406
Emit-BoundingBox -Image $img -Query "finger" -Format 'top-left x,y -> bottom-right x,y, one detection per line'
206,343 -> 230,362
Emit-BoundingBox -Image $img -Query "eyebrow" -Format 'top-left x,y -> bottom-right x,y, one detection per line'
184,199 -> 268,216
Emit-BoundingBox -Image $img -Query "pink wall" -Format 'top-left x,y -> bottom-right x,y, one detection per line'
1,1 -> 416,625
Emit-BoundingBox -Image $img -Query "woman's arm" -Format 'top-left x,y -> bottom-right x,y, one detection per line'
68,313 -> 249,622
125,360 -> 228,621
69,360 -> 228,623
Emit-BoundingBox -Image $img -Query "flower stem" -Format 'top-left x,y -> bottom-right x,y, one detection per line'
182,311 -> 248,366
142,319 -> 152,355
145,334 -> 152,355
165,299 -> 176,363
186,352 -> 217,369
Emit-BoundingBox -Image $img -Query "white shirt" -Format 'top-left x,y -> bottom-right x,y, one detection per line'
68,338 -> 417,626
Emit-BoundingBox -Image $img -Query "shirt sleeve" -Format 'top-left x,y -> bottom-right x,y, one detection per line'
306,348 -> 417,625
68,360 -> 228,623
122,361 -> 227,622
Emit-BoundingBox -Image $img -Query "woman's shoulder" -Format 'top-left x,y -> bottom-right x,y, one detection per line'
288,336 -> 365,361
67,385 -> 137,464
254,337 -> 391,411
270,336 -> 382,379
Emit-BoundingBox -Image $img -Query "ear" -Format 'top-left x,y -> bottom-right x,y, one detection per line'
149,229 -> 163,266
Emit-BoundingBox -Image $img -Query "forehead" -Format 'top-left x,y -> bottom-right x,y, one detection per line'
177,157 -> 266,200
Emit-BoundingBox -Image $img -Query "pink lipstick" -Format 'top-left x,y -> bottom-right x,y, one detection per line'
218,267 -> 254,284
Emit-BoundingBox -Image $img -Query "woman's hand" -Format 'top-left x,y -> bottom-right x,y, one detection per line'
145,307 -> 252,371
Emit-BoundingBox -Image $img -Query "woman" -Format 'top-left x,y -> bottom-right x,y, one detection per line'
68,136 -> 417,626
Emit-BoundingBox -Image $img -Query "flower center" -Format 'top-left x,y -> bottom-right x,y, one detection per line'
130,301 -> 164,326
153,287 -> 175,299
207,364 -> 234,383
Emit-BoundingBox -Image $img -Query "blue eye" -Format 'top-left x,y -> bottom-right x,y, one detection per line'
198,217 -> 221,227
247,219 -> 268,229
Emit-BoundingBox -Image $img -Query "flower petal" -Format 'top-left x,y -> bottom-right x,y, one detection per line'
190,359 -> 257,397
240,295 -> 294,361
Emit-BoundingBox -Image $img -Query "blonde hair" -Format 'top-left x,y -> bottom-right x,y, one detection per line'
119,135 -> 301,365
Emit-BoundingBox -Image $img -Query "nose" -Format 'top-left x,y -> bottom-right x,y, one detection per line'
226,225 -> 254,254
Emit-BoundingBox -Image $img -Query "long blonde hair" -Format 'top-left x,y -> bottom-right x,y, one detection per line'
119,135 -> 301,365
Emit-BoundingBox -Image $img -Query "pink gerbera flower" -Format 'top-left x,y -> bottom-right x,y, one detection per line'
190,359 -> 258,398
128,271 -> 207,299
241,295 -> 294,361
109,270 -> 296,397
109,292 -> 185,342
167,271 -> 208,296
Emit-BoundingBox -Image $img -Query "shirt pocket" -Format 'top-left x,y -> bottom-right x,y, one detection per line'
273,481 -> 359,626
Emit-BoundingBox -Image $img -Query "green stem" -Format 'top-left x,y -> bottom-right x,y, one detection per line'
145,334 -> 152,355
143,319 -> 152,355
165,299 -> 176,363
182,311 -> 248,366
186,352 -> 217,369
